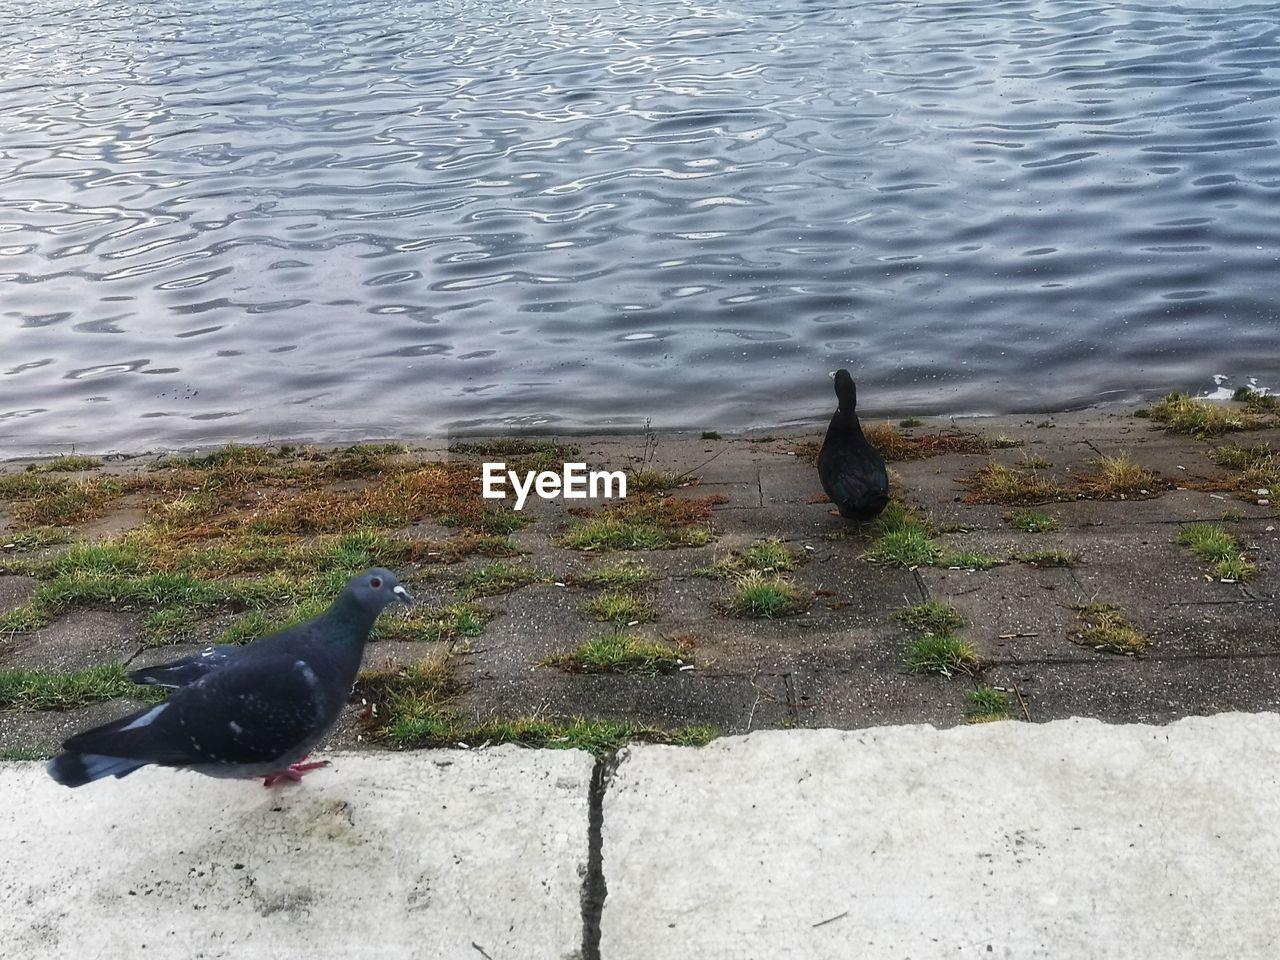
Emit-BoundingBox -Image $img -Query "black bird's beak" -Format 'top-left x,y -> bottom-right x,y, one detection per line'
392,584 -> 414,606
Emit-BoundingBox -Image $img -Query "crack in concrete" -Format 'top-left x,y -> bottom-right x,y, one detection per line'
579,755 -> 612,960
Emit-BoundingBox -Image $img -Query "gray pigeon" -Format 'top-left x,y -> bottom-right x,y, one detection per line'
47,568 -> 412,788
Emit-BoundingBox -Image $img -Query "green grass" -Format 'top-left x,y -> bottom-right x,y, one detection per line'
1174,523 -> 1257,582
27,455 -> 103,473
966,687 -> 1011,723
1232,386 -> 1278,412
1,526 -> 70,551
0,746 -> 50,761
559,498 -> 716,551
699,537 -> 799,578
1148,392 -> 1252,436
871,527 -> 942,567
1004,509 -> 1059,533
559,511 -> 714,551
143,606 -> 198,644
576,561 -> 655,589
905,634 -> 980,676
726,571 -> 805,618
357,656 -> 715,753
543,633 -> 690,675
895,601 -> 966,634
937,550 -> 1003,571
1017,549 -> 1078,567
960,462 -> 1065,504
0,664 -> 165,711
1208,442 -> 1274,471
1078,454 -> 1163,498
583,590 -> 656,624
898,417 -> 924,428
1018,454 -> 1053,470
1070,603 -> 1151,655
456,562 -> 543,600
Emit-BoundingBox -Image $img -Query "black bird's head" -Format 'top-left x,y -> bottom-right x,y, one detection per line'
831,369 -> 857,411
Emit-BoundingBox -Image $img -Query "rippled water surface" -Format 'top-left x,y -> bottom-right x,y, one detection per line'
2,0 -> 1278,450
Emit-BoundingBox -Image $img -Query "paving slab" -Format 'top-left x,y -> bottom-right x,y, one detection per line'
601,715 -> 1280,959
0,748 -> 593,960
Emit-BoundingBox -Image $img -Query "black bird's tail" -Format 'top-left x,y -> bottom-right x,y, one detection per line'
47,752 -> 146,788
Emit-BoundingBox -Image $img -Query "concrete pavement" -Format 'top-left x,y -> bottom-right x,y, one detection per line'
4,713 -> 1279,959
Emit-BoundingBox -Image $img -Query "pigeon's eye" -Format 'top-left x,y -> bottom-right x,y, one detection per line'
369,577 -> 383,589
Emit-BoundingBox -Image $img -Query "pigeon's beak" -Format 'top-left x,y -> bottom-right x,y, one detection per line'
392,584 -> 414,606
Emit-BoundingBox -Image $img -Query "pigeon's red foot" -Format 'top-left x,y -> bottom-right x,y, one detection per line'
262,756 -> 330,788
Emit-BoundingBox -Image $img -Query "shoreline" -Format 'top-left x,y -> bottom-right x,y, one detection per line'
1,392 -> 1277,761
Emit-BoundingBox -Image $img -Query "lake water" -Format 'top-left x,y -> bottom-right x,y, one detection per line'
2,0 -> 1278,452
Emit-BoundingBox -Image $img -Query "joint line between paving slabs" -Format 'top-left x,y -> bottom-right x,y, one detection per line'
580,753 -> 615,960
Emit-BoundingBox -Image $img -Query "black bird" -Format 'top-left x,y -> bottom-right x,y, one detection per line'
817,370 -> 889,521
47,568 -> 413,788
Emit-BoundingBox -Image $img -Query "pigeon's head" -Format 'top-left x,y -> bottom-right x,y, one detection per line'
831,369 -> 857,410
348,568 -> 414,612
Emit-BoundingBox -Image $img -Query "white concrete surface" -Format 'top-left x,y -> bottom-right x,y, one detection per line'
0,748 -> 593,960
602,714 -> 1280,960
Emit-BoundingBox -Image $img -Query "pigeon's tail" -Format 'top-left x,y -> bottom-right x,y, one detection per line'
47,752 -> 146,788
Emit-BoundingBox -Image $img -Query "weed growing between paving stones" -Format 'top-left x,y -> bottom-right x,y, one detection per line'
1070,603 -> 1151,655
1173,523 -> 1258,582
27,455 -> 103,473
0,446 -> 533,646
1147,392 -> 1262,436
1,526 -> 70,552
966,687 -> 1011,723
542,633 -> 692,675
0,664 -> 165,711
575,560 -> 655,589
1076,454 -> 1166,499
960,462 -> 1066,504
899,418 -> 924,428
1004,509 -> 1060,533
1233,386 -> 1278,413
698,537 -> 799,578
357,657 -> 715,753
559,496 -> 720,551
725,571 -> 806,618
583,590 -> 656,624
904,633 -> 980,676
0,746 -> 49,761
1018,454 -> 1053,470
895,601 -> 966,634
1016,549 -> 1078,568
456,561 -> 544,600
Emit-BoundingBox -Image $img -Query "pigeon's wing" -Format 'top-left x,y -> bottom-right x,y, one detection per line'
127,644 -> 241,688
66,653 -> 329,768
126,618 -> 323,688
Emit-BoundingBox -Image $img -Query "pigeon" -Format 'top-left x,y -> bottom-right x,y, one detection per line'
47,568 -> 413,788
817,369 -> 890,521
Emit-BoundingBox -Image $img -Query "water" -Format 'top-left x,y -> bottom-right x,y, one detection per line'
1,0 -> 1278,452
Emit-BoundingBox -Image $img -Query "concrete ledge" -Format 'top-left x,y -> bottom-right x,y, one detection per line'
602,714 -> 1280,959
0,748 -> 594,959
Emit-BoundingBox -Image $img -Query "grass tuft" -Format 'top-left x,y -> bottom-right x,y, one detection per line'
895,601 -> 965,634
27,455 -> 103,473
960,462 -> 1064,504
966,687 -> 1011,723
699,537 -> 799,578
456,562 -> 543,600
726,571 -> 805,619
543,633 -> 691,675
1173,523 -> 1257,582
1070,603 -> 1151,655
583,590 -> 656,624
0,664 -> 165,711
1077,454 -> 1164,499
1148,392 -> 1253,436
905,633 -> 980,676
1004,509 -> 1059,533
